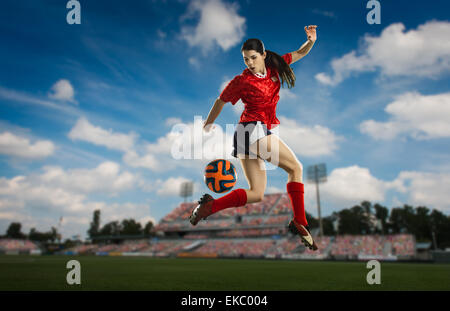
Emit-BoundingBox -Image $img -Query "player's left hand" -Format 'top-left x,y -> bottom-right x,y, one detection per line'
305,25 -> 317,42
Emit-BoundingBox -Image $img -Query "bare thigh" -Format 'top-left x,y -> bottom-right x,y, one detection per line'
249,134 -> 303,182
239,157 -> 267,203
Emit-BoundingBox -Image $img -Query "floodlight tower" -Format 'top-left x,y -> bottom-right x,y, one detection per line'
57,216 -> 63,243
180,181 -> 194,203
307,163 -> 327,237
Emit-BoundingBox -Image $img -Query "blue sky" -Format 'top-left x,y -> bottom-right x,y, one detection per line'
1,0 -> 449,240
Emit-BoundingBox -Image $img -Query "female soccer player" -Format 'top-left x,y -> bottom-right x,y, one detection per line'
190,26 -> 318,250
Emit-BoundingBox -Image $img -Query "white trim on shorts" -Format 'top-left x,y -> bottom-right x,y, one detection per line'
232,121 -> 272,159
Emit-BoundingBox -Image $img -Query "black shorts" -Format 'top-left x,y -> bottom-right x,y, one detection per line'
231,121 -> 273,159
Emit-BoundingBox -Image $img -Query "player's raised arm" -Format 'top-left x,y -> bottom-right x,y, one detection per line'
203,98 -> 226,132
289,25 -> 317,65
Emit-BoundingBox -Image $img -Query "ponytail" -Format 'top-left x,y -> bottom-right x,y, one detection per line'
265,50 -> 295,89
241,38 -> 295,89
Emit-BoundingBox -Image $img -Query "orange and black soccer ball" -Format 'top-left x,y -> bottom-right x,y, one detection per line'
204,159 -> 237,193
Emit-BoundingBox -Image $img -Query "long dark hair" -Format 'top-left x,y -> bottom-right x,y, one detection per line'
241,38 -> 295,88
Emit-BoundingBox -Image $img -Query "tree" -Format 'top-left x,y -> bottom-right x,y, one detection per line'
322,215 -> 336,236
415,206 -> 431,241
337,205 -> 371,235
88,210 -> 101,240
29,228 -> 44,241
374,203 -> 389,234
50,227 -> 58,243
430,210 -> 450,249
28,227 -> 60,242
120,219 -> 143,236
305,212 -> 319,229
143,221 -> 154,236
388,205 -> 415,234
100,221 -> 122,236
361,201 -> 372,215
6,222 -> 25,239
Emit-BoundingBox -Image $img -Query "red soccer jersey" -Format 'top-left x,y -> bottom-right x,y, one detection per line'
219,52 -> 292,130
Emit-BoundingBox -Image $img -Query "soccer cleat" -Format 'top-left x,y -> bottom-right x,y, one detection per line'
288,219 -> 318,251
189,194 -> 214,226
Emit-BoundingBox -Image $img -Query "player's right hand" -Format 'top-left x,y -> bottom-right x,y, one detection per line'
203,123 -> 216,133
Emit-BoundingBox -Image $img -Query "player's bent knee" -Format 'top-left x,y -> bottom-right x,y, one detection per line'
258,193 -> 265,202
253,194 -> 264,203
293,161 -> 303,174
284,161 -> 302,176
249,191 -> 264,203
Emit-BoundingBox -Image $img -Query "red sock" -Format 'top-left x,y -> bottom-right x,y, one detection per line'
211,188 -> 247,214
287,182 -> 308,226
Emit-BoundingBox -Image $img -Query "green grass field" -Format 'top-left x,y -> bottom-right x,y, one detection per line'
0,255 -> 449,291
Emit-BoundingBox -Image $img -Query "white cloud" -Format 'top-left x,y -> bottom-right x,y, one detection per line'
392,171 -> 450,212
0,163 -> 153,239
100,203 -> 155,226
126,117 -> 235,172
156,29 -> 167,39
266,186 -> 284,194
66,117 -> 234,173
304,165 -> 450,213
0,131 -> 55,159
360,91 -> 450,140
189,57 -> 201,69
180,0 -> 246,53
311,9 -> 336,19
48,79 -> 77,104
68,117 -> 137,152
0,86 -> 79,115
165,117 -> 183,127
123,150 -> 160,171
276,116 -> 343,157
320,166 -> 387,204
39,162 -> 136,195
279,88 -> 297,101
155,177 -> 200,197
316,20 -> 450,85
0,162 -> 137,206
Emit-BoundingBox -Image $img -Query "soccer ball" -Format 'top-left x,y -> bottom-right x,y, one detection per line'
204,159 -> 237,193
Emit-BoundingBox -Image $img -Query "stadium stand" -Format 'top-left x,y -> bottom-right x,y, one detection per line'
192,239 -> 276,258
58,192 -> 418,261
387,234 -> 416,257
113,240 -> 149,253
0,239 -> 40,254
331,234 -> 416,260
64,244 -> 98,255
183,233 -> 209,239
268,193 -> 292,215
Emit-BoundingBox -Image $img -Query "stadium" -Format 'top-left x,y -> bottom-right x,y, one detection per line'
1,192 -> 449,292
63,193 -> 418,261
1,0 -> 450,301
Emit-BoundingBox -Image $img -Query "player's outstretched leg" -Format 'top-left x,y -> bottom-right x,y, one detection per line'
254,134 -> 318,251
286,181 -> 318,251
189,189 -> 247,226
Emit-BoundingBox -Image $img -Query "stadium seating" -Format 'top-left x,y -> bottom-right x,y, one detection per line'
183,233 -> 209,239
0,239 -> 40,252
269,194 -> 292,215
193,239 -> 276,257
330,234 -> 416,259
387,234 -> 415,256
59,193 -> 418,261
113,240 -> 149,253
64,244 -> 98,254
